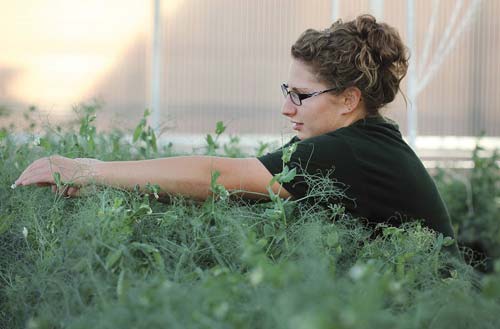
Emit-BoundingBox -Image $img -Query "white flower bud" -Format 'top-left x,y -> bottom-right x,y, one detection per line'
348,264 -> 366,281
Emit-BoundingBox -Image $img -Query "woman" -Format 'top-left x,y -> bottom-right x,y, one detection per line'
15,15 -> 458,253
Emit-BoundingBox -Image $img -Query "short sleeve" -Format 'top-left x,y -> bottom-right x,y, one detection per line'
257,134 -> 358,202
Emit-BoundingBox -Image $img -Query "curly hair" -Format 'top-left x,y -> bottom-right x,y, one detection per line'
291,14 -> 409,114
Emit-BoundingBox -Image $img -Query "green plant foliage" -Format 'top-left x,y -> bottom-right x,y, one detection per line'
1,110 -> 499,328
434,141 -> 499,270
132,109 -> 158,158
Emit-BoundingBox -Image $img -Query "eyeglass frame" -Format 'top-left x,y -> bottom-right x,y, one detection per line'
281,83 -> 338,106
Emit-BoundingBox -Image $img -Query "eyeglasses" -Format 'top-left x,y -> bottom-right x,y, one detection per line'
281,83 -> 337,106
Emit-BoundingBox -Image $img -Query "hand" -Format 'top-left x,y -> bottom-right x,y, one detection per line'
15,156 -> 101,197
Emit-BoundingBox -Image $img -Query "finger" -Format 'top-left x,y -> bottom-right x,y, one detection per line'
67,187 -> 80,198
36,182 -> 53,187
15,164 -> 37,185
16,158 -> 50,185
17,156 -> 66,184
17,168 -> 55,186
18,158 -> 64,186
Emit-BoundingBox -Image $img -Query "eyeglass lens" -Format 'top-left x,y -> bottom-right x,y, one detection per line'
281,84 -> 301,105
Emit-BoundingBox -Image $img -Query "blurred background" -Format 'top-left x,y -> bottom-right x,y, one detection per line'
1,0 -> 499,157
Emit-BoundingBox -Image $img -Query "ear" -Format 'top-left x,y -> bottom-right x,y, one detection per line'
340,87 -> 362,114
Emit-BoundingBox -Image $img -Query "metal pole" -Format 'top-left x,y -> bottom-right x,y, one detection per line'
151,0 -> 162,132
406,0 -> 417,149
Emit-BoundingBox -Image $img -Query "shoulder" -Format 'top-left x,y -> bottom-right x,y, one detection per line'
257,133 -> 357,183
294,133 -> 352,165
260,133 -> 351,160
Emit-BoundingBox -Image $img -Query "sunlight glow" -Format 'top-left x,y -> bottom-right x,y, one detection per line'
0,0 -> 184,113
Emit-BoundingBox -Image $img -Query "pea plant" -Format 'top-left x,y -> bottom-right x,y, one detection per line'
1,108 -> 500,329
205,121 -> 226,156
262,142 -> 298,250
133,109 -> 158,158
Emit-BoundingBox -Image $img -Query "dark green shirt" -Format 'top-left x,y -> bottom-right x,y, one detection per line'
258,115 -> 458,253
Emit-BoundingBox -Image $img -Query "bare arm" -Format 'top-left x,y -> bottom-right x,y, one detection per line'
15,155 -> 291,200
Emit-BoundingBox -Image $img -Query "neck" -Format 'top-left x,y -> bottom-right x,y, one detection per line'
340,109 -> 368,128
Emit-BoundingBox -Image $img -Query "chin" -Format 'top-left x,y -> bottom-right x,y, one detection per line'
295,132 -> 308,140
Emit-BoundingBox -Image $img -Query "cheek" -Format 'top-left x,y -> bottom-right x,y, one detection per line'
307,105 -> 340,133
308,105 -> 331,123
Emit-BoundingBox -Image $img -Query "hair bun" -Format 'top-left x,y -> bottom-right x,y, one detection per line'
355,14 -> 378,41
355,15 -> 405,68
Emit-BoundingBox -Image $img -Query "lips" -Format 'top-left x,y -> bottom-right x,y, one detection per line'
291,121 -> 303,130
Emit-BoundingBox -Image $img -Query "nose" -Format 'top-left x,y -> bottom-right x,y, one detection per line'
281,96 -> 297,117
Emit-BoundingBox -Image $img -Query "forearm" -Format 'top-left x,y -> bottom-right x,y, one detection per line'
15,154 -> 284,200
92,156 -> 256,201
92,156 -> 214,200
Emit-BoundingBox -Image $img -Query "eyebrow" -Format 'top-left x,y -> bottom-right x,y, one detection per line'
289,86 -> 311,93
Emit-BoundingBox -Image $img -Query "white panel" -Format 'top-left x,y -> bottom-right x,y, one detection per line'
0,0 -> 499,137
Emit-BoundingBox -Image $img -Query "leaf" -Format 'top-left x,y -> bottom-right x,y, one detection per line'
268,175 -> 278,186
130,242 -> 159,254
326,231 -> 339,247
278,167 -> 296,183
39,137 -> 51,150
53,172 -> 61,187
105,248 -> 123,270
275,231 -> 286,242
255,142 -> 269,157
131,204 -> 152,218
113,197 -> 123,209
382,226 -> 403,237
263,224 -> 275,237
281,142 -> 298,163
79,122 -> 86,136
130,242 -> 164,270
264,205 -> 283,221
149,129 -> 158,152
88,135 -> 95,152
257,238 -> 268,248
442,236 -> 455,247
215,121 -> 226,135
206,134 -> 215,146
435,233 -> 444,250
210,170 -> 228,200
210,170 -> 221,187
133,125 -> 142,142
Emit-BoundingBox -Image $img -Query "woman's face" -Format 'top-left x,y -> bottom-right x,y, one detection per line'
282,59 -> 350,140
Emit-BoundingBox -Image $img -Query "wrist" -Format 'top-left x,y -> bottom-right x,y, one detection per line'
90,160 -> 106,185
74,158 -> 105,185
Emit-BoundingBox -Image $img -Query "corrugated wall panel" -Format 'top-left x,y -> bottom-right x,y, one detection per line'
1,0 -> 498,137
